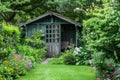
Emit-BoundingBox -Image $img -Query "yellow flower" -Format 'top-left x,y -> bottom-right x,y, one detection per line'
9,68 -> 14,73
4,66 -> 7,69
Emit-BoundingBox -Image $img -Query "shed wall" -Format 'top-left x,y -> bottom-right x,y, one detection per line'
25,15 -> 79,57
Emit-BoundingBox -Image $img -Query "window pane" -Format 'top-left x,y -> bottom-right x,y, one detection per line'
46,39 -> 48,42
53,39 -> 55,42
46,25 -> 48,29
50,34 -> 52,38
50,39 -> 51,42
46,30 -> 48,33
46,34 -> 48,38
49,30 -> 52,33
46,24 -> 60,43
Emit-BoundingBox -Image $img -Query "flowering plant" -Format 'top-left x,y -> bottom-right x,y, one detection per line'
0,54 -> 27,80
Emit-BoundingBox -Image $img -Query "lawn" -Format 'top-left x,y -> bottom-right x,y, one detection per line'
18,64 -> 96,80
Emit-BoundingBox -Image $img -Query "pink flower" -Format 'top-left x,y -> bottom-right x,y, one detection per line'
97,78 -> 101,80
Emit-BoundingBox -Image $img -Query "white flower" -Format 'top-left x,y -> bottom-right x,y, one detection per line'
73,47 -> 80,55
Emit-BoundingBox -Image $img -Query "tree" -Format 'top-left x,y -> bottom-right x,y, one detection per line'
82,1 -> 120,60
0,0 -> 86,23
0,0 -> 49,23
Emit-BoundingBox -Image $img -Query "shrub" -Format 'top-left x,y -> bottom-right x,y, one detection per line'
49,47 -> 92,65
0,54 -> 27,80
25,30 -> 44,49
92,52 -> 120,80
63,49 -> 76,65
0,23 -> 20,61
74,47 -> 92,65
48,56 -> 64,65
49,49 -> 76,65
83,3 -> 120,61
17,45 -> 46,63
114,64 -> 120,79
18,30 -> 46,63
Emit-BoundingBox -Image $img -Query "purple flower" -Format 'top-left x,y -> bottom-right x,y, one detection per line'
106,74 -> 111,78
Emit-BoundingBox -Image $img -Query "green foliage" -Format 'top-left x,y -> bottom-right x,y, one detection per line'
0,0 -> 119,24
18,45 -> 45,63
93,51 -> 120,80
74,48 -> 92,65
63,49 -> 76,65
48,54 -> 64,64
49,47 -> 91,65
82,2 -> 120,79
92,52 -> 117,80
56,0 -> 86,23
0,23 -> 20,61
48,57 -> 64,65
0,0 -> 48,23
114,64 -> 120,79
18,31 -> 46,63
0,54 -> 27,80
92,52 -> 106,70
49,49 -> 76,65
0,23 -> 46,79
83,2 -> 120,61
25,30 -> 44,49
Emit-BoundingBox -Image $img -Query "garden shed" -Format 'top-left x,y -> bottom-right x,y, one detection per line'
20,11 -> 81,57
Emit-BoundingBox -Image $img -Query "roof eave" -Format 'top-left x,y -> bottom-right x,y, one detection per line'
20,12 -> 81,27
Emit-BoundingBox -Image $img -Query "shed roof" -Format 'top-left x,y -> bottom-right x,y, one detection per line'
20,11 -> 81,27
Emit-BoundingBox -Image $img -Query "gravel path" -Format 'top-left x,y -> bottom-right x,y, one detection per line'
41,58 -> 52,64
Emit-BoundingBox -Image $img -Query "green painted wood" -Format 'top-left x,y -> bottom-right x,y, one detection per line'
26,15 -> 70,37
45,24 -> 61,57
27,16 -> 69,25
25,15 -> 79,57
27,24 -> 37,37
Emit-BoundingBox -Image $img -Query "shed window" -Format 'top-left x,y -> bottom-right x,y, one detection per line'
45,24 -> 60,43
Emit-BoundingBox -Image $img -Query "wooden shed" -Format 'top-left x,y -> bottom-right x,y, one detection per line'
20,11 -> 81,57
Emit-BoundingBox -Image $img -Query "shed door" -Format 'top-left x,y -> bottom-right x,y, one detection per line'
46,24 -> 61,57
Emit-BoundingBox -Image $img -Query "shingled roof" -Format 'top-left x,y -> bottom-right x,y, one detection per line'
20,11 -> 81,27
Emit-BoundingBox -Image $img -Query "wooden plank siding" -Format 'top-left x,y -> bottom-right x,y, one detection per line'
20,12 -> 81,57
61,24 -> 76,51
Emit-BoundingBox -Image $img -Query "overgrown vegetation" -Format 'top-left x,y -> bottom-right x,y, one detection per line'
0,0 -> 120,80
49,48 -> 91,65
0,23 -> 20,62
0,23 -> 46,80
49,49 -> 76,65
0,54 -> 27,80
18,30 -> 46,63
49,1 -> 120,80
82,1 -> 120,80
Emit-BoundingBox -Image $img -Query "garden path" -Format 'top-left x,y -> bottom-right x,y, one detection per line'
41,58 -> 52,64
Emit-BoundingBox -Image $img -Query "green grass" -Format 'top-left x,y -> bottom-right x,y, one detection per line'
18,64 -> 96,80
